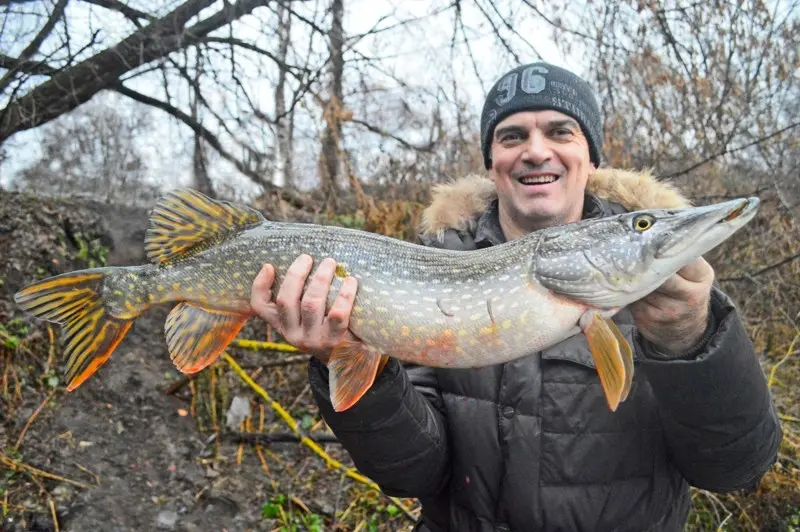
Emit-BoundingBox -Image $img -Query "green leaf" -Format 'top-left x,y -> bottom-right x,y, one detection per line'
262,502 -> 281,519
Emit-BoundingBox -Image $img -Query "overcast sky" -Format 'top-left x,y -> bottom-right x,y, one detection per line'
0,0 -> 583,195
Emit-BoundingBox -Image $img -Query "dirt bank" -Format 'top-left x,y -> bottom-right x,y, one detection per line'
0,189 -> 415,532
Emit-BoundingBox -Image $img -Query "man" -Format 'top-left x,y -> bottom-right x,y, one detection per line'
249,62 -> 782,531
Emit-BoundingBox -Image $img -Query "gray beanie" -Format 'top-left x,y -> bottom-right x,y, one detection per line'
480,62 -> 603,169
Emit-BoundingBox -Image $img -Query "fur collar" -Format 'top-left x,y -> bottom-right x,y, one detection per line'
417,167 -> 691,237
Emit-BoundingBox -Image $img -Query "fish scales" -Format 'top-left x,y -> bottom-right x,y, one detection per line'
14,187 -> 759,413
116,221 -> 579,369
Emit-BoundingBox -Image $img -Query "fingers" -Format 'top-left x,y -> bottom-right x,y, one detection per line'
275,254 -> 314,335
300,257 -> 337,336
250,264 -> 280,325
651,258 -> 713,302
264,254 -> 357,353
327,276 -> 358,337
676,257 -> 714,284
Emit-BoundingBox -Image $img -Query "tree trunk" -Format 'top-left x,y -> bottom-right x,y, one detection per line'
191,49 -> 214,196
319,0 -> 345,208
273,0 -> 294,187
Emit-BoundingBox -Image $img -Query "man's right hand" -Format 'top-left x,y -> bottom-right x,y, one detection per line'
249,254 -> 361,364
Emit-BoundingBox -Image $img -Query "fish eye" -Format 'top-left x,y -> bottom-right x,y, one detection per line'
633,214 -> 655,232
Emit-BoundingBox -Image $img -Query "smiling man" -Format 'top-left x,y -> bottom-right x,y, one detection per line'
249,62 -> 781,531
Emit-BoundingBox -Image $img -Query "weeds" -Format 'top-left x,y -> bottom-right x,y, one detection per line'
71,232 -> 109,268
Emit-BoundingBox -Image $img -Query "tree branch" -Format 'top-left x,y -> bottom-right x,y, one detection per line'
0,53 -> 57,75
719,252 -> 800,283
0,0 -> 69,93
114,83 -> 310,210
227,431 -> 340,445
663,121 -> 800,178
113,82 -> 269,187
348,117 -> 436,152
203,36 -> 311,75
81,0 -> 156,23
0,0 -> 275,144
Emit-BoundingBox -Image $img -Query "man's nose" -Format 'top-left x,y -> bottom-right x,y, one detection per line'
520,130 -> 553,165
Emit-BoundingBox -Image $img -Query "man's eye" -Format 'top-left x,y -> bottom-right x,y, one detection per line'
500,133 -> 522,142
551,128 -> 572,137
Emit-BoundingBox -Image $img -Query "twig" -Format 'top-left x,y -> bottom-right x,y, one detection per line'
664,121 -> 800,178
254,405 -> 270,473
14,389 -> 56,449
767,332 -> 799,388
45,324 -> 55,375
720,251 -> 800,283
72,462 -> 100,485
258,355 -> 311,368
165,374 -> 196,395
48,498 -> 59,532
222,352 -> 416,521
228,430 -> 340,445
232,339 -> 301,353
0,451 -> 89,489
0,502 -> 49,514
779,414 -> 800,423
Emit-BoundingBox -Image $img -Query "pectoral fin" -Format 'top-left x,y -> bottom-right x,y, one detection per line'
327,339 -> 388,412
165,302 -> 249,373
580,311 -> 633,411
609,318 -> 634,402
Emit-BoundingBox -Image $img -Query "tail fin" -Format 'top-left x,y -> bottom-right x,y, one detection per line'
14,269 -> 137,391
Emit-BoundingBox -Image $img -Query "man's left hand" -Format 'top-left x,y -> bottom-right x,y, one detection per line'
630,257 -> 715,356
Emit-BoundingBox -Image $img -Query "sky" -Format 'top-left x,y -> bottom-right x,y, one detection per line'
0,0 -> 585,196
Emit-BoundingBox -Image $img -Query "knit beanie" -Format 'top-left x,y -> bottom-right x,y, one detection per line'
480,62 -> 604,169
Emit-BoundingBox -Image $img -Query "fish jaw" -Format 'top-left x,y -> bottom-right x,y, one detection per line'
532,197 -> 760,309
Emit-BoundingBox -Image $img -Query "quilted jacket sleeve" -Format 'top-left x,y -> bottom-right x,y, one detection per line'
308,357 -> 451,498
638,286 -> 782,492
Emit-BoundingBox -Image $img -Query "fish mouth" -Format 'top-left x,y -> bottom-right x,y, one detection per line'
656,197 -> 760,259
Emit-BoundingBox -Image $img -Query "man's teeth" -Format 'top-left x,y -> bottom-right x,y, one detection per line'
520,175 -> 557,184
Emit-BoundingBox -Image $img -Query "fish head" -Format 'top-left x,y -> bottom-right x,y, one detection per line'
531,197 -> 760,308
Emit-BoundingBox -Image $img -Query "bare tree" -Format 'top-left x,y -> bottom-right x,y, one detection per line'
273,0 -> 294,187
10,93 -> 161,205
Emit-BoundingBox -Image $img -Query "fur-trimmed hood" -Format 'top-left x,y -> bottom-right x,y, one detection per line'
418,167 -> 692,237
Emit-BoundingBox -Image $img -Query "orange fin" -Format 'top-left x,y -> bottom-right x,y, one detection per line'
580,311 -> 630,412
327,339 -> 388,412
14,268 -> 136,390
608,317 -> 634,402
145,188 -> 265,266
165,302 -> 248,373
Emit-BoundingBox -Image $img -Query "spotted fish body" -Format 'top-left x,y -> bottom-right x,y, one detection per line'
14,188 -> 760,413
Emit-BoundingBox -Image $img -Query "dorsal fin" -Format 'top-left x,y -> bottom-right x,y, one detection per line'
145,188 -> 266,266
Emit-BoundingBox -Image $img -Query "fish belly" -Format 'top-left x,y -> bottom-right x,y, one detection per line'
347,273 -> 588,369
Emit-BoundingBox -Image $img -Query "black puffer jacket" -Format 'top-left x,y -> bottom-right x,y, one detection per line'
308,170 -> 781,531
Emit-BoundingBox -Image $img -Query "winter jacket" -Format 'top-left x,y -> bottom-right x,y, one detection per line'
307,168 -> 782,531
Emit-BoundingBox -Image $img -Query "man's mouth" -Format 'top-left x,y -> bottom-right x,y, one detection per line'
518,174 -> 559,185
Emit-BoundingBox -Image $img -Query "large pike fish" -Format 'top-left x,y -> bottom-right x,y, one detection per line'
14,188 -> 759,412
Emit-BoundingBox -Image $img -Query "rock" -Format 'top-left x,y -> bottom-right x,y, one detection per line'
156,510 -> 179,530
225,396 -> 251,431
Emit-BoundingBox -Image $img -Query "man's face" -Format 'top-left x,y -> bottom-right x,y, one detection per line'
488,109 -> 594,238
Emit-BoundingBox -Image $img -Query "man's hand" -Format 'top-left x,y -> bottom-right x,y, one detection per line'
249,254 -> 361,364
630,257 -> 715,356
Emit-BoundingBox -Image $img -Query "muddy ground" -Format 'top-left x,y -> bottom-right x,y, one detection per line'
0,189 -> 416,531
